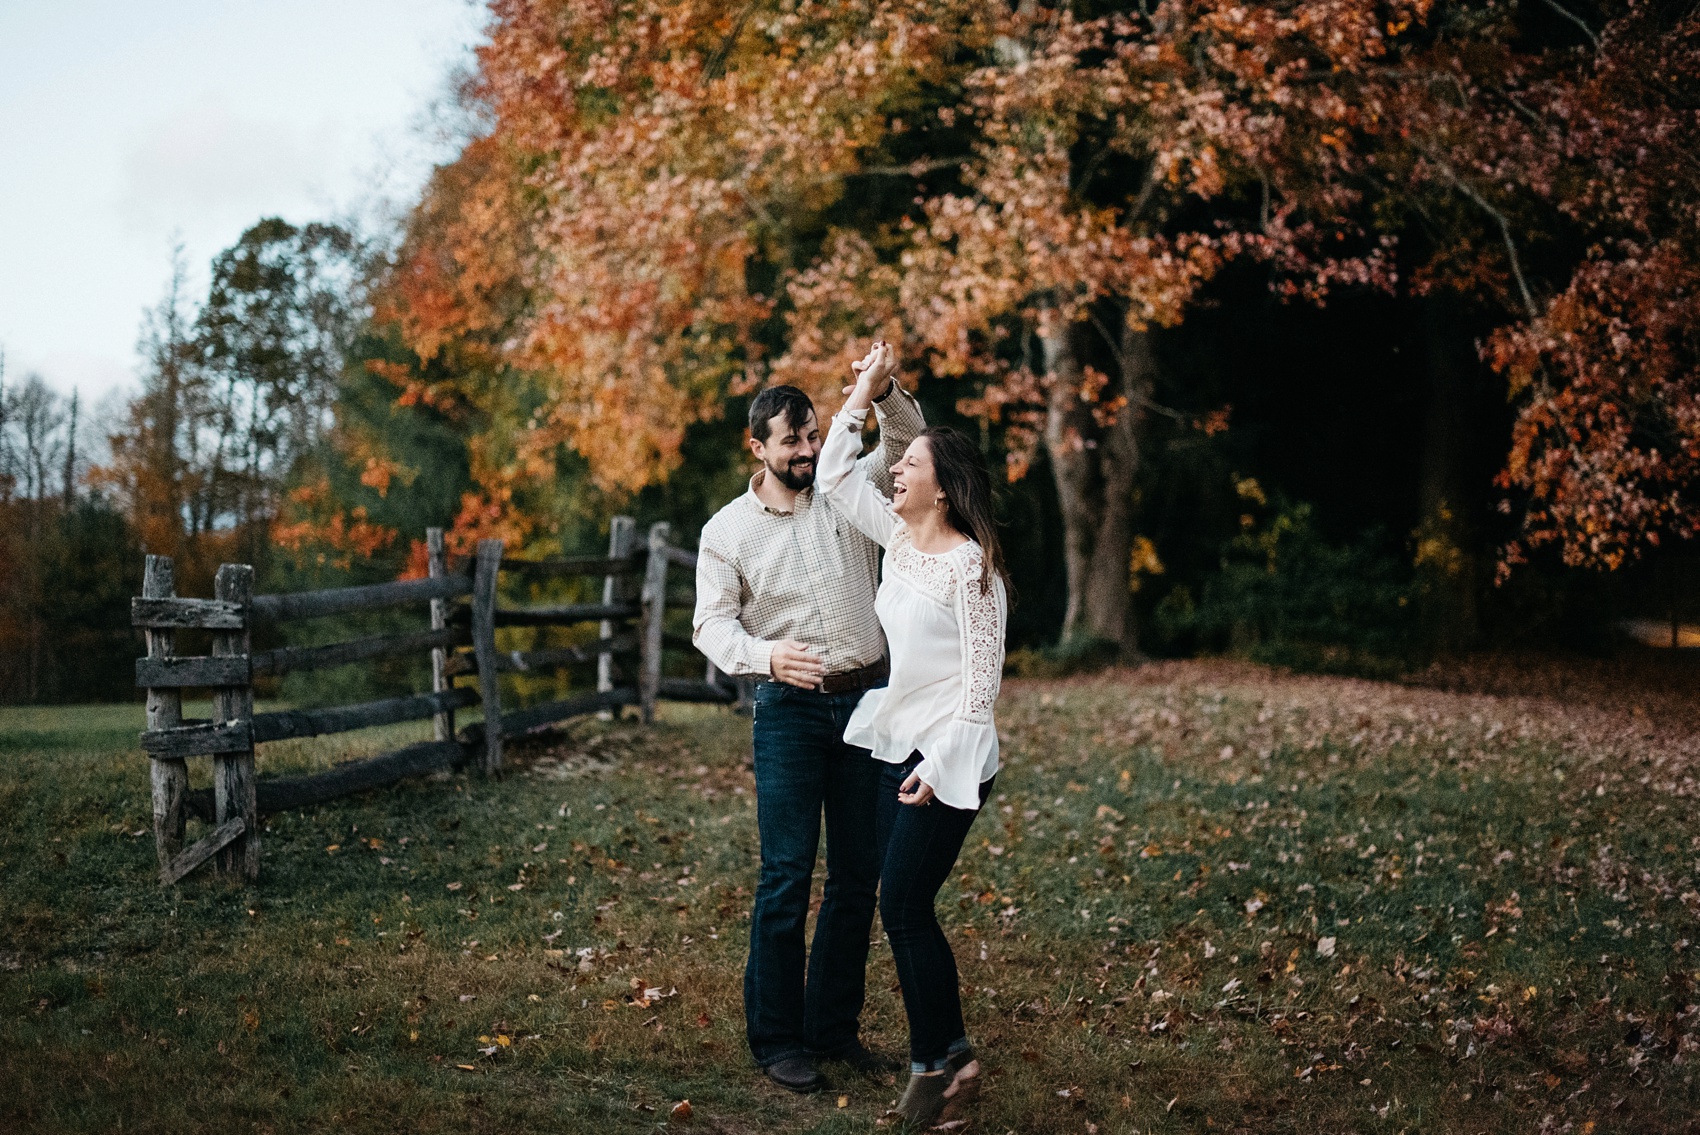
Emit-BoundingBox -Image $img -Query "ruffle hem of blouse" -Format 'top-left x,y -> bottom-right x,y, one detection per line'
845,696 -> 998,811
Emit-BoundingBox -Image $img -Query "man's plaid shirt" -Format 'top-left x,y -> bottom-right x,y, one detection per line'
692,384 -> 924,678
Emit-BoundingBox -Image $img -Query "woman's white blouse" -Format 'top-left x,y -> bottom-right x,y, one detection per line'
816,408 -> 1007,809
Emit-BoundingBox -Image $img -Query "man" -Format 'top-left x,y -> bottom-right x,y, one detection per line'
694,366 -> 923,1092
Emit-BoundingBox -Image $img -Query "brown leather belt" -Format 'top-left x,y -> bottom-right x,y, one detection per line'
818,657 -> 889,695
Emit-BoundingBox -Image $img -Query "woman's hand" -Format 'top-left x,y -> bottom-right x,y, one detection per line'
898,770 -> 935,807
845,340 -> 899,409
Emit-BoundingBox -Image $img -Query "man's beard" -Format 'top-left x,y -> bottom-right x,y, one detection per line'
766,455 -> 816,491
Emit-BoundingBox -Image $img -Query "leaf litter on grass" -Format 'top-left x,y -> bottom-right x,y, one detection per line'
4,666 -> 1700,1133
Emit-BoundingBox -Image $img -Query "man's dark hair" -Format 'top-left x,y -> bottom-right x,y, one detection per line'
748,385 -> 816,444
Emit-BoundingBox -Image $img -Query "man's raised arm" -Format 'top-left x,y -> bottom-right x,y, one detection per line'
857,379 -> 925,497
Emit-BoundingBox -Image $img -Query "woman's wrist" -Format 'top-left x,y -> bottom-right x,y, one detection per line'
844,379 -> 878,413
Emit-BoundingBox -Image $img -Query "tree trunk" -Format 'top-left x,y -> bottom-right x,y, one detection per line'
1416,296 -> 1481,654
1040,314 -> 1152,655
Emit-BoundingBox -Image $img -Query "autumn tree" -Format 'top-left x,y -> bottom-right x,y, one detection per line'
380,0 -> 1405,653
1461,1 -> 1700,574
95,250 -> 214,575
775,1 -> 1408,652
374,0 -> 980,544
196,218 -> 365,564
98,222 -> 366,577
374,0 -> 1700,656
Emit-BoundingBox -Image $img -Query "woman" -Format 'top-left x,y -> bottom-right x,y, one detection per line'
816,340 -> 1010,1127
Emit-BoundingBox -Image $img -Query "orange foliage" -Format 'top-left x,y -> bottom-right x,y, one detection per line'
271,478 -> 398,571
374,0 -> 1699,574
373,0 -> 973,544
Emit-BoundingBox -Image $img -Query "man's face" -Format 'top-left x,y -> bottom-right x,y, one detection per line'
749,408 -> 822,491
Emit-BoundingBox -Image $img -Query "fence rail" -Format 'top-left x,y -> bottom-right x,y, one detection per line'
133,518 -> 734,886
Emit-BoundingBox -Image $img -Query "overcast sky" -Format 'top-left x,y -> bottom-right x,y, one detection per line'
0,0 -> 488,406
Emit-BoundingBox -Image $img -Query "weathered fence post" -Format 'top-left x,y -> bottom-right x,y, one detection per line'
143,555 -> 187,871
639,521 -> 670,724
471,539 -> 505,773
598,515 -> 637,719
427,528 -> 454,743
212,563 -> 258,880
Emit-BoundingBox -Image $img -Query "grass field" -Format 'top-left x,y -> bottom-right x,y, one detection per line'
4,660 -> 1700,1133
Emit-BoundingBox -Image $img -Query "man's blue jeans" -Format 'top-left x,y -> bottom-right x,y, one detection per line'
745,679 -> 885,1067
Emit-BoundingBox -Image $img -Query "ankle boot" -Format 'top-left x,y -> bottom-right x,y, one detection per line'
895,1069 -> 951,1127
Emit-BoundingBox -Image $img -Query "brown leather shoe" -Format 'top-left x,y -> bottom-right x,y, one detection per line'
765,1055 -> 825,1093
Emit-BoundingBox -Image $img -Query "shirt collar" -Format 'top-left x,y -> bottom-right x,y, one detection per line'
746,468 -> 814,517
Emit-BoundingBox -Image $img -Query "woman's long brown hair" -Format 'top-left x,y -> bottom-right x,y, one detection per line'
920,426 -> 1011,597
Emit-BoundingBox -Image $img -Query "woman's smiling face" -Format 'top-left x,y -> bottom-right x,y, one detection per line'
890,435 -> 942,522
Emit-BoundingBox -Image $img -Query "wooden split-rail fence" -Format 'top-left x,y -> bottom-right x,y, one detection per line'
133,518 -> 737,886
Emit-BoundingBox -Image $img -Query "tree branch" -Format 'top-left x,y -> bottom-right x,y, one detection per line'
1426,154 -> 1540,319
855,158 -> 965,179
1088,311 -> 1127,370
703,2 -> 762,82
1535,0 -> 1601,51
1126,160 -> 1164,224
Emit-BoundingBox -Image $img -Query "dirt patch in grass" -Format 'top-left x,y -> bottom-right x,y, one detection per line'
2,661 -> 1699,1133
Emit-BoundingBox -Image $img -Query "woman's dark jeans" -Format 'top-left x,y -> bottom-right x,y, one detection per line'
876,751 -> 993,1068
745,680 -> 886,1067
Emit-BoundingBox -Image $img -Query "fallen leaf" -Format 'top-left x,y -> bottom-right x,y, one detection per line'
1316,937 -> 1337,958
446,882 -> 463,891
325,845 -> 340,854
837,1095 -> 849,1108
670,1099 -> 693,1122
455,1063 -> 477,1072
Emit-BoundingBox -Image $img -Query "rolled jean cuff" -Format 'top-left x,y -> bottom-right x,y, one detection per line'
755,1046 -> 809,1069
911,1035 -> 971,1074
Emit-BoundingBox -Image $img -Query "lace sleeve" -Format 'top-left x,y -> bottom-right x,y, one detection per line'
951,544 -> 1006,724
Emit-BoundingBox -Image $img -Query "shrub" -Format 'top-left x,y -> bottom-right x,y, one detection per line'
1005,633 -> 1123,679
1154,501 -> 1417,677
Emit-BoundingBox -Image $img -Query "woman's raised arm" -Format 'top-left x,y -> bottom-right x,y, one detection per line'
817,409 -> 898,547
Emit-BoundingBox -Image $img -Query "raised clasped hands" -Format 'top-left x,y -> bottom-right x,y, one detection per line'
844,339 -> 899,403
